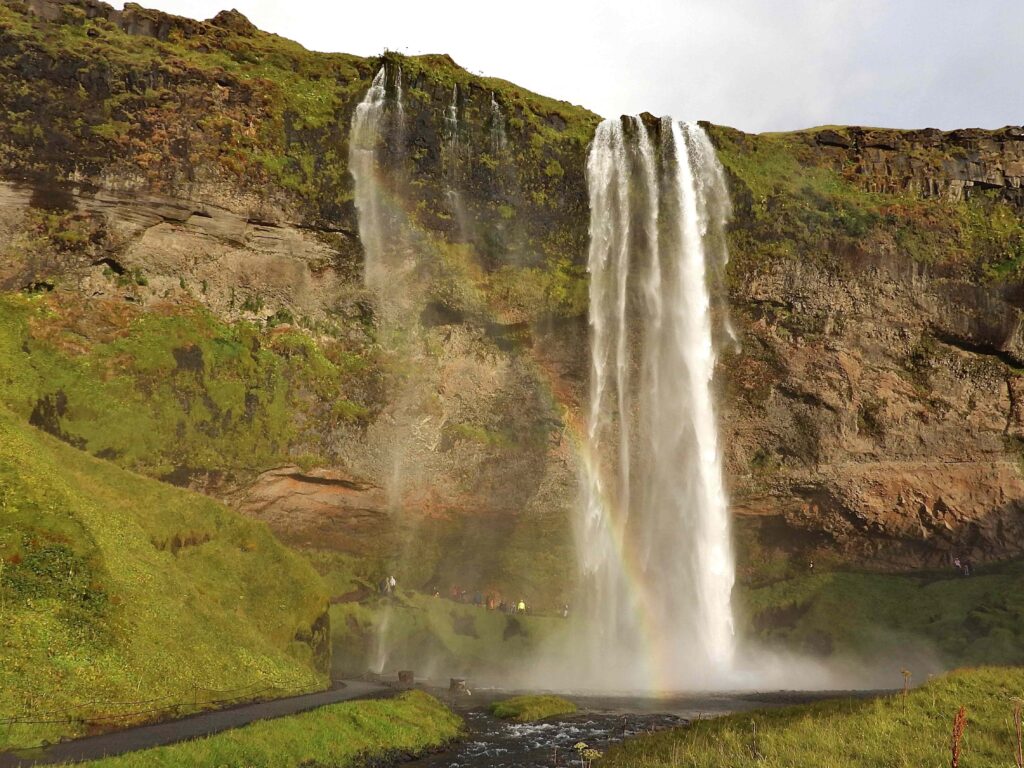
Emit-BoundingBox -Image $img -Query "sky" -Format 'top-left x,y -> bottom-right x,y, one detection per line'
111,0 -> 1023,133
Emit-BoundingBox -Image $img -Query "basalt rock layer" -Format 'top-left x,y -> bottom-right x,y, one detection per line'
1,0 -> 1023,601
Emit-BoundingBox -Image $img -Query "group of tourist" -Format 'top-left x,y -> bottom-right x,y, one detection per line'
433,585 -> 530,614
377,575 -> 571,618
952,555 -> 974,577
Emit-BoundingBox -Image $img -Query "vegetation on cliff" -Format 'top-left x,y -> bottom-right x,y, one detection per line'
0,405 -> 329,750
0,0 -> 599,316
0,291 -> 379,484
1,0 -> 1023,690
72,691 -> 461,768
738,562 -> 1024,667
710,124 -> 1024,284
330,591 -> 566,679
603,667 -> 1024,768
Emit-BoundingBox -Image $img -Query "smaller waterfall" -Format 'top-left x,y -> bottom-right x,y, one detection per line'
349,66 -> 405,291
443,84 -> 462,182
442,83 -> 472,243
349,68 -> 387,290
490,92 -> 507,154
444,84 -> 459,143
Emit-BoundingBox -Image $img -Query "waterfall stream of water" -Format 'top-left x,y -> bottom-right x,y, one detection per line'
349,66 -> 406,292
348,66 -> 414,673
490,92 -> 507,154
577,116 -> 736,691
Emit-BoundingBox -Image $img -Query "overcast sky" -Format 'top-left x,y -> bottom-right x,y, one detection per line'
111,0 -> 1023,133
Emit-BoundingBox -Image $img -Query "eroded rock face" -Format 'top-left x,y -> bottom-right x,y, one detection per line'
0,181 -> 361,322
232,466 -> 388,552
722,237 -> 1024,568
813,126 -> 1024,206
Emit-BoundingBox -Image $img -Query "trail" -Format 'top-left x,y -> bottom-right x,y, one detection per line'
0,681 -> 391,767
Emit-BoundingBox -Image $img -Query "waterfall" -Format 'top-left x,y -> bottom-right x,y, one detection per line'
489,92 -> 507,154
443,83 -> 472,242
578,116 -> 736,691
348,67 -> 414,672
349,66 -> 406,291
444,84 -> 459,146
350,67 -> 387,290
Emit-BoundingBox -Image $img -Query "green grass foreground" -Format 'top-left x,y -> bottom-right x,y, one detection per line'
604,667 -> 1024,768
72,691 -> 461,768
490,694 -> 577,722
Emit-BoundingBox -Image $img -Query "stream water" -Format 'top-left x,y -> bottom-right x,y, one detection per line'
409,689 -> 871,768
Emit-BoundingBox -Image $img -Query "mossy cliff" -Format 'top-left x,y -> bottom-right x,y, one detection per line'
2,0 -> 1024,633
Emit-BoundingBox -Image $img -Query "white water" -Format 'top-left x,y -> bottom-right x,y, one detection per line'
445,84 -> 460,145
348,67 -> 415,669
577,116 -> 736,691
349,66 -> 405,291
490,92 -> 507,154
443,84 -> 473,242
349,67 -> 388,290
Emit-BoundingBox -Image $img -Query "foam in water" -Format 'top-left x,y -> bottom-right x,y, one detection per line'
576,116 -> 736,691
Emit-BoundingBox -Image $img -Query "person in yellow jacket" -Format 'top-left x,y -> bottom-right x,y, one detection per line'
517,599 -> 526,614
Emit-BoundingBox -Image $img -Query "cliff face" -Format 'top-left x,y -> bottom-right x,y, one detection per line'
0,0 -> 595,602
711,126 -> 1024,576
2,0 -> 1024,601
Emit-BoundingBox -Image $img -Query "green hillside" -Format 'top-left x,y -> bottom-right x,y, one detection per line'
0,405 -> 329,750
0,291 -> 378,483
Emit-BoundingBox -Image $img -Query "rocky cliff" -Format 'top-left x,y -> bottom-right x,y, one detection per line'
2,0 -> 1023,604
713,125 -> 1024,578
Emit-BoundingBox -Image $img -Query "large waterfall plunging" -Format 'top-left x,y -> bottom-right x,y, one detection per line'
577,116 -> 736,691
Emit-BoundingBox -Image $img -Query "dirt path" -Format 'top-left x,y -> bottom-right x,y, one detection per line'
0,680 -> 392,767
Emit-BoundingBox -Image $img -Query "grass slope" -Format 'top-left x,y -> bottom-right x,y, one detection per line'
604,667 -> 1024,768
0,406 -> 329,750
738,564 -> 1024,667
490,695 -> 576,722
331,592 -> 567,679
72,691 -> 461,768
